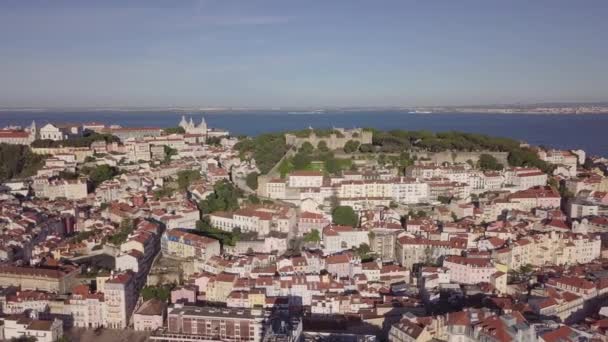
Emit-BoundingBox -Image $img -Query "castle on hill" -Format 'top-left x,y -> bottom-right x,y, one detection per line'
284,127 -> 372,150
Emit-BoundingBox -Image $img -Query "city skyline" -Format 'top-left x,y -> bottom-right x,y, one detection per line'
1,0 -> 607,108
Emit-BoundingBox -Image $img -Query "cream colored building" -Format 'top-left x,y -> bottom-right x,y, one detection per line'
493,232 -> 601,270
288,171 -> 324,188
32,177 -> 88,200
206,273 -> 237,303
133,299 -> 166,331
161,229 -> 221,261
102,272 -> 137,329
39,123 -> 66,141
0,265 -> 79,294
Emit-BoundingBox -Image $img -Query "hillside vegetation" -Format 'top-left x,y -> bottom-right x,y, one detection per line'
236,129 -> 552,175
366,129 -> 551,171
31,132 -> 120,148
0,143 -> 46,182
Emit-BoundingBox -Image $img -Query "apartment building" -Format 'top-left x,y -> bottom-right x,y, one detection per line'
151,305 -> 265,342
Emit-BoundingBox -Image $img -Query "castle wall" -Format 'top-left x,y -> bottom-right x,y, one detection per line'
284,129 -> 372,150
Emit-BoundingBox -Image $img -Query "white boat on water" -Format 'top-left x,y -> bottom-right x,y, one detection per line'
408,110 -> 432,114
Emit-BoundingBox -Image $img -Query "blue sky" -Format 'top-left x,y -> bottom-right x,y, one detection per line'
1,0 -> 607,108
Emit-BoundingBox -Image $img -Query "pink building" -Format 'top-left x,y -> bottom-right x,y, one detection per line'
443,256 -> 495,285
171,285 -> 198,304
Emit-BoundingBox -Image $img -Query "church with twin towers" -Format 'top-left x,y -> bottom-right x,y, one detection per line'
178,115 -> 207,135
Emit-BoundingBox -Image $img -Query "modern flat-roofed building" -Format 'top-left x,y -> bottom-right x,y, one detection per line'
151,305 -> 265,342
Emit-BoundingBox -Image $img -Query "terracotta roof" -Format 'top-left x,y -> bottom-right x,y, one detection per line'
135,299 -> 166,316
540,326 -> 578,342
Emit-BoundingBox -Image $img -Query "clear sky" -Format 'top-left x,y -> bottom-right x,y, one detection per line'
1,0 -> 607,108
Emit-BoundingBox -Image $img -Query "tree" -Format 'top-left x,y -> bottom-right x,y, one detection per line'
353,243 -> 373,261
378,154 -> 387,166
451,212 -> 458,222
332,206 -> 358,227
163,145 -> 177,163
507,148 -> 552,173
234,133 -> 287,174
317,140 -> 329,152
81,164 -> 119,188
0,143 -> 46,182
141,284 -> 173,301
177,170 -> 201,190
398,151 -> 413,168
479,154 -> 503,171
198,180 -> 242,214
558,183 -> 574,200
583,157 -> 594,170
248,194 -> 261,204
548,177 -> 559,190
154,186 -> 175,199
303,229 -> 321,243
206,136 -> 223,146
196,218 -> 241,246
299,142 -> 314,154
163,126 -> 185,134
359,143 -> 374,153
292,152 -> 311,170
437,196 -> 452,204
107,218 -> 134,245
324,158 -> 341,175
31,132 -> 119,148
343,140 -> 360,153
246,172 -> 259,190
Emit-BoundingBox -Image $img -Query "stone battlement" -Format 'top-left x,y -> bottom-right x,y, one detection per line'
284,128 -> 372,151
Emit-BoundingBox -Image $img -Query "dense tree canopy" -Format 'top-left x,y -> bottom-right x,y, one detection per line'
80,164 -> 119,188
478,154 -> 504,171
299,142 -> 314,154
239,129 -> 552,177
31,132 -> 120,148
359,143 -> 374,153
343,140 -> 360,153
198,180 -> 242,214
163,145 -> 177,163
317,140 -> 329,152
332,206 -> 358,227
206,136 -> 223,146
246,172 -> 259,190
303,229 -> 321,243
234,133 -> 287,174
507,147 -> 552,172
177,170 -> 201,190
0,144 -> 46,182
292,152 -> 312,170
163,126 -> 185,135
369,129 -> 551,172
369,129 -> 521,153
141,284 -> 173,301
